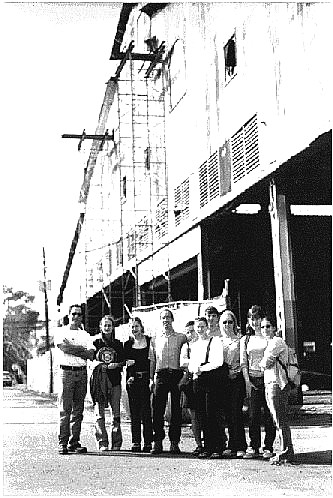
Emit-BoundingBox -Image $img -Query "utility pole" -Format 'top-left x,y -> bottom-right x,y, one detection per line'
42,247 -> 53,393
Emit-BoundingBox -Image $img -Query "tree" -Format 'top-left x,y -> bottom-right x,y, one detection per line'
3,286 -> 39,373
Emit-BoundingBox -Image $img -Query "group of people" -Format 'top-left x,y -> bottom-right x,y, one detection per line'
55,303 -> 294,466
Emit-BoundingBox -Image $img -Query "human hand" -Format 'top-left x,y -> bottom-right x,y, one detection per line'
107,362 -> 118,369
126,360 -> 135,367
126,376 -> 135,386
245,380 -> 256,397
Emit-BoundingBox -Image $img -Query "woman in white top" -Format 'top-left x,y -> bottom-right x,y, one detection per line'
220,310 -> 247,458
240,305 -> 276,459
188,316 -> 226,459
259,315 -> 294,464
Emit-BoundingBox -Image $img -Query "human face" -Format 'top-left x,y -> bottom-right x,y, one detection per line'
101,318 -> 114,337
195,320 -> 208,339
185,324 -> 196,342
69,306 -> 82,327
220,312 -> 236,336
160,310 -> 173,332
249,315 -> 261,331
131,320 -> 143,336
206,312 -> 219,329
260,318 -> 275,339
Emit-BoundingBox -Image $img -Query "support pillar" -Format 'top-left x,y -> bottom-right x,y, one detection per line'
269,179 -> 297,348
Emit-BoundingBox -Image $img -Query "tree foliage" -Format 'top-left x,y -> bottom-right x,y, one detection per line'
3,286 -> 39,372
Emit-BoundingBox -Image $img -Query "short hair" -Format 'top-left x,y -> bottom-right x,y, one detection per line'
247,305 -> 264,320
205,305 -> 219,316
100,314 -> 115,327
160,308 -> 174,320
261,314 -> 277,329
195,316 -> 208,327
69,304 -> 82,314
185,320 -> 195,328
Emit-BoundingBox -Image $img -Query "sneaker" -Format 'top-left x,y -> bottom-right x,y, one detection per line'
243,447 -> 260,459
99,446 -> 109,452
210,452 -> 223,459
192,446 -> 204,456
67,443 -> 87,454
111,446 -> 121,451
131,444 -> 141,452
222,449 -> 237,458
150,441 -> 163,454
262,450 -> 275,460
270,455 -> 293,466
236,451 -> 246,458
170,442 -> 181,454
58,445 -> 68,455
142,444 -> 152,453
197,451 -> 212,459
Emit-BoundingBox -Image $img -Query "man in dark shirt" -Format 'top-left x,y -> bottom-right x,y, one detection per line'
90,315 -> 125,451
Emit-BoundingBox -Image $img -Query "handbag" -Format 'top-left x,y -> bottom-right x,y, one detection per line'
194,337 -> 229,391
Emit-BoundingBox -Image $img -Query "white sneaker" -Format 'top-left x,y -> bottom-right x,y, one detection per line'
236,451 -> 246,458
262,450 -> 274,459
243,447 -> 260,459
99,446 -> 108,452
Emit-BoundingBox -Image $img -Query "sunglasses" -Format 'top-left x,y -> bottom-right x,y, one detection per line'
222,320 -> 234,324
71,313 -> 82,316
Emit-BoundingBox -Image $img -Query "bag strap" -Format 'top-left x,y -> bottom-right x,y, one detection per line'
204,337 -> 214,363
276,356 -> 290,382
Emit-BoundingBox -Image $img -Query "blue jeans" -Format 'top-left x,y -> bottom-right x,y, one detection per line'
58,369 -> 87,447
248,375 -> 276,451
94,384 -> 122,449
265,383 -> 294,460
126,377 -> 153,446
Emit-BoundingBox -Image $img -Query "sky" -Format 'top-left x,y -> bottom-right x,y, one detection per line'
1,1 -> 122,318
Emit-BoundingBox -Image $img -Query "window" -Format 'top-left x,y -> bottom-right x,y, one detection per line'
122,176 -> 127,199
224,34 -> 237,83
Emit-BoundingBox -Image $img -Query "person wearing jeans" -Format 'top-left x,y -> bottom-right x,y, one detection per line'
240,305 -> 276,459
55,304 -> 95,455
90,315 -> 125,451
259,315 -> 294,465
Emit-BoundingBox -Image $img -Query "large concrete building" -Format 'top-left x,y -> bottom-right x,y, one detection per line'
57,3 -> 331,379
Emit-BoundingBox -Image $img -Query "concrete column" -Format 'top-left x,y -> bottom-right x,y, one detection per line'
269,179 -> 297,348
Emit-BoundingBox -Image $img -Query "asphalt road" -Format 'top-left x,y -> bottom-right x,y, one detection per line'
2,386 -> 332,497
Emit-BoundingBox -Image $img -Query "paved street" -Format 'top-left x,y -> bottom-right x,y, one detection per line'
2,386 -> 332,497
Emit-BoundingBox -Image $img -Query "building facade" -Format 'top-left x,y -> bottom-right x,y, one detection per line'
57,3 -> 331,378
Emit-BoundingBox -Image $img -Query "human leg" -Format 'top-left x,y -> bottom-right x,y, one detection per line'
110,384 -> 122,449
94,401 -> 109,449
168,370 -> 183,445
226,375 -> 247,453
152,372 -> 169,443
68,370 -> 87,448
127,382 -> 141,445
247,376 -> 264,452
266,383 -> 294,462
58,370 -> 75,448
140,380 -> 153,448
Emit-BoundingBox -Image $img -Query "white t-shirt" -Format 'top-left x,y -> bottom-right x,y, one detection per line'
54,324 -> 95,367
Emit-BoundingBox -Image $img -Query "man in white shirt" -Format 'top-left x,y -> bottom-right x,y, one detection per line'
55,304 -> 95,455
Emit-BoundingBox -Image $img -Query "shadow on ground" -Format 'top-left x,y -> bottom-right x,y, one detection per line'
293,450 -> 332,466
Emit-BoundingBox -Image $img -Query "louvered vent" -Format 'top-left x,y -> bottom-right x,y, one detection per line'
155,198 -> 168,239
199,150 -> 220,208
137,216 -> 151,253
231,114 -> 259,183
174,178 -> 190,226
126,230 -> 136,260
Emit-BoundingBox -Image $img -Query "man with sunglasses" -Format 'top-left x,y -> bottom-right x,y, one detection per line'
55,304 -> 95,455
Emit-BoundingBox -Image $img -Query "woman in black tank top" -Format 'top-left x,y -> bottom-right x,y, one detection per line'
124,317 -> 153,452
